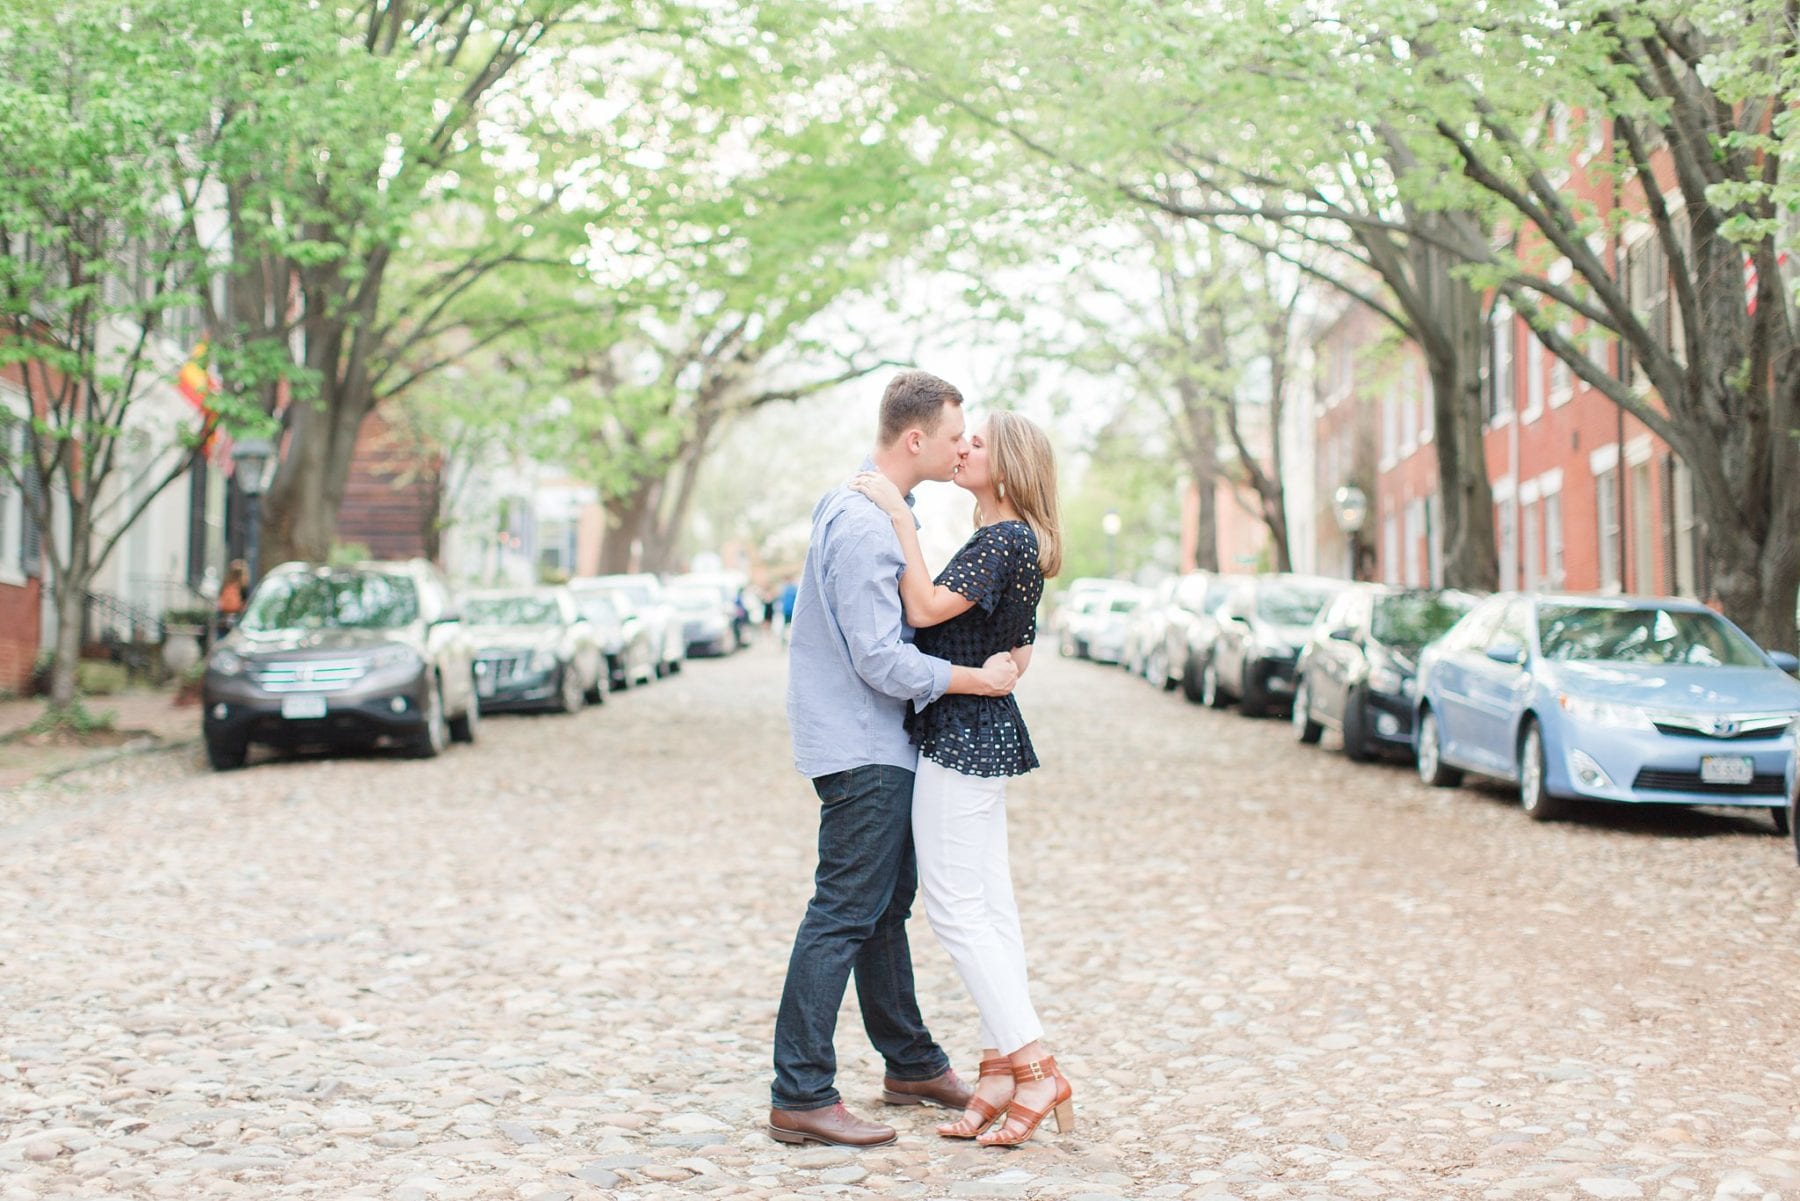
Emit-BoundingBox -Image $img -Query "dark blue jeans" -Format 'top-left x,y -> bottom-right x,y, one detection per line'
771,764 -> 951,1110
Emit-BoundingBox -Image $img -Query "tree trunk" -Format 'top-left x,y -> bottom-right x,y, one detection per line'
48,573 -> 87,709
260,367 -> 375,567
1188,450 -> 1219,572
599,481 -> 657,575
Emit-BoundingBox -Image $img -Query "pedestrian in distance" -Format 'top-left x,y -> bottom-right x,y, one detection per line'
851,409 -> 1075,1148
770,370 -> 1022,1149
214,559 -> 249,643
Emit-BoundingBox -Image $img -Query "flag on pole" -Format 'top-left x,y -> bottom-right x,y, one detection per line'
176,342 -> 231,462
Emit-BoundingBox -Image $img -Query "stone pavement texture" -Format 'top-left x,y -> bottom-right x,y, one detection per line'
2,644 -> 1798,1201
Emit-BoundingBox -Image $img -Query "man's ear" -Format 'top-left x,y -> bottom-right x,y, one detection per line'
904,429 -> 923,455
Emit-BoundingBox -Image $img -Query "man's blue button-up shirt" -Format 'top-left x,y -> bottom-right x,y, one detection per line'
786,469 -> 953,778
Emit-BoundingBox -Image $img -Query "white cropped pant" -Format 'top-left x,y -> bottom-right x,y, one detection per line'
912,756 -> 1043,1055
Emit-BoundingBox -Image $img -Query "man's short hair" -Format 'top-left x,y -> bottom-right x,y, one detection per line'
878,370 -> 964,446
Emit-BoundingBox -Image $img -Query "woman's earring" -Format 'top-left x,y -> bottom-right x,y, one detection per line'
998,481 -> 1006,500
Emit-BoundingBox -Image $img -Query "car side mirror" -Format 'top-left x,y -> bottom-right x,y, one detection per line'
430,613 -> 460,627
1329,627 -> 1356,642
1485,642 -> 1526,666
1769,650 -> 1799,674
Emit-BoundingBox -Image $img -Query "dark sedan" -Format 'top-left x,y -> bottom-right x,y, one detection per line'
464,588 -> 606,714
1202,574 -> 1348,716
1292,585 -> 1480,759
201,560 -> 479,770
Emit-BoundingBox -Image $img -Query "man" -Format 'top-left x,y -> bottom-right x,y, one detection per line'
769,370 -> 1021,1148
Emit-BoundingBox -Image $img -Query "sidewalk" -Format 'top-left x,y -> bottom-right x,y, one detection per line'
0,687 -> 198,791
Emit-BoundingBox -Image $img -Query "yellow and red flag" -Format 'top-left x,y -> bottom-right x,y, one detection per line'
177,343 -> 230,461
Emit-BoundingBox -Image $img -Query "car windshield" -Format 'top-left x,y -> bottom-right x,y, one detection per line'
1107,595 -> 1140,614
599,581 -> 655,606
1256,585 -> 1337,626
242,572 -> 418,631
574,595 -> 618,624
1372,593 -> 1479,650
1537,605 -> 1768,666
464,596 -> 560,626
669,589 -> 717,612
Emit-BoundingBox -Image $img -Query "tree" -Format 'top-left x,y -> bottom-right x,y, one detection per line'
858,0 -> 1504,590
1341,0 -> 1800,649
0,0 -> 278,709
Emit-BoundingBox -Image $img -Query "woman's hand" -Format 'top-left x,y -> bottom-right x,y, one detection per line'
850,472 -> 909,520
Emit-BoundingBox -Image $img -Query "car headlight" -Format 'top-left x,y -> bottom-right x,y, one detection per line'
210,649 -> 245,676
1367,665 -> 1405,696
529,648 -> 558,672
370,644 -> 422,672
1556,692 -> 1654,731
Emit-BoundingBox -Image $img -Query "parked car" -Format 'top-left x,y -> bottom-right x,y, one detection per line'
1124,578 -> 1176,680
570,587 -> 657,689
1292,584 -> 1480,759
462,587 -> 606,714
1050,577 -> 1122,657
1202,574 -> 1349,716
1162,571 -> 1234,699
201,560 -> 479,770
570,574 -> 686,677
1412,592 -> 1800,827
1081,586 -> 1147,665
666,578 -> 738,656
675,571 -> 753,650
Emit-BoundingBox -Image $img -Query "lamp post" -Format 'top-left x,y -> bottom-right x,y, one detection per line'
231,439 -> 276,590
1330,484 -> 1368,581
1101,508 -> 1122,578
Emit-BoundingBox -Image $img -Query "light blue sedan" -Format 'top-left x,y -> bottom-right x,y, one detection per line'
1412,593 -> 1800,827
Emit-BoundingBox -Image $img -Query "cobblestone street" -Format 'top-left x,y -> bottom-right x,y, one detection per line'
3,644 -> 1799,1201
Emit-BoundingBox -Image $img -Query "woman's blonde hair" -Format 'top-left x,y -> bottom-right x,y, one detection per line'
980,410 -> 1063,579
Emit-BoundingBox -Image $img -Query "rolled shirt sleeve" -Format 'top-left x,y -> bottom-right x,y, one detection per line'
823,522 -> 952,711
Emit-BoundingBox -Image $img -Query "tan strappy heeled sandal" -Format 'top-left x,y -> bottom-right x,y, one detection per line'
936,1057 -> 1012,1139
977,1054 -> 1073,1147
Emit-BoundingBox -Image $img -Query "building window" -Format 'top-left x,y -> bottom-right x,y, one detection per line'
1596,467 -> 1621,591
1548,320 -> 1574,405
1670,458 -> 1700,598
1544,492 -> 1565,589
1489,302 -> 1515,423
1399,368 -> 1418,458
1383,512 -> 1399,585
1522,497 -> 1542,590
1524,333 -> 1545,421
0,387 -> 25,587
1381,390 -> 1398,467
1404,499 -> 1424,587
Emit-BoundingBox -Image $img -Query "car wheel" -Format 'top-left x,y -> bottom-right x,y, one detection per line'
553,664 -> 585,714
1342,690 -> 1375,762
1238,663 -> 1265,718
1518,719 -> 1567,821
585,666 -> 606,705
1180,654 -> 1204,703
1415,707 -> 1463,788
1292,676 -> 1322,744
448,678 -> 480,743
608,656 -> 629,691
410,679 -> 450,758
1201,660 -> 1229,709
1771,805 -> 1790,836
205,733 -> 248,771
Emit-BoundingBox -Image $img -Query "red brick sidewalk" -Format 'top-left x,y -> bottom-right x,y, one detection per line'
0,689 -> 197,791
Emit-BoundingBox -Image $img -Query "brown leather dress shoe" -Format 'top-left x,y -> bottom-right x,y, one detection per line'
879,1067 -> 974,1111
767,1103 -> 897,1148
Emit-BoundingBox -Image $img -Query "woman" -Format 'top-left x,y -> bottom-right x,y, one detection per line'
214,560 -> 249,641
851,410 -> 1073,1148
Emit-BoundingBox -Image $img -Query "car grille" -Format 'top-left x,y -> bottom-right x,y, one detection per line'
1649,712 -> 1793,740
475,652 -> 531,685
251,659 -> 370,693
1631,769 -> 1786,796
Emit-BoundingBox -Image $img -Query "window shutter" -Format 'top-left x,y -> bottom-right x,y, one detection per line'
21,456 -> 42,577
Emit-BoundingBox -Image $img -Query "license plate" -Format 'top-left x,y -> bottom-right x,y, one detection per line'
281,696 -> 327,720
1700,755 -> 1755,785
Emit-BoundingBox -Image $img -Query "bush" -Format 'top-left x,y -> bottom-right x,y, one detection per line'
163,606 -> 212,628
75,660 -> 130,696
27,697 -> 116,737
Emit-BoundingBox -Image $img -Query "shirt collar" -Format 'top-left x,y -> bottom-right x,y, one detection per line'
858,457 -> 916,509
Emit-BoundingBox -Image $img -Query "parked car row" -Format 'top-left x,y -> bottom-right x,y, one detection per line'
200,561 -> 746,771
1079,571 -> 1800,842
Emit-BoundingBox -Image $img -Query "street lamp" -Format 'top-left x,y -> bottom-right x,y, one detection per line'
1101,509 -> 1122,578
231,438 -> 277,590
1331,484 -> 1368,581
